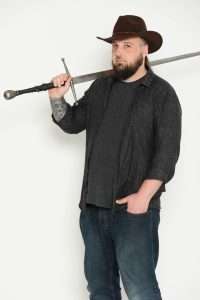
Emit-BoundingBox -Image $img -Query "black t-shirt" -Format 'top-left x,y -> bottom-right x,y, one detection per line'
86,75 -> 147,208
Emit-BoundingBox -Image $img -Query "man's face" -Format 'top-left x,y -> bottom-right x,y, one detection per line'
112,36 -> 148,80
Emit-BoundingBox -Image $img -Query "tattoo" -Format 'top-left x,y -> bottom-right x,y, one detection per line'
49,97 -> 68,122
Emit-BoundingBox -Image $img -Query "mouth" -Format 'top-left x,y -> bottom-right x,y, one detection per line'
114,62 -> 125,69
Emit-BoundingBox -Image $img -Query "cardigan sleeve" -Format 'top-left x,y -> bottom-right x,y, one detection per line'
145,85 -> 182,184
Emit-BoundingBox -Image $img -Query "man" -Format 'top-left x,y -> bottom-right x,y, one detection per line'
49,15 -> 182,300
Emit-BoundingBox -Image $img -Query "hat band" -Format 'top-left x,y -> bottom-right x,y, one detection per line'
112,30 -> 147,36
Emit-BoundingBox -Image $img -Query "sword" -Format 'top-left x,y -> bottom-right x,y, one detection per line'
3,50 -> 200,100
73,50 -> 200,84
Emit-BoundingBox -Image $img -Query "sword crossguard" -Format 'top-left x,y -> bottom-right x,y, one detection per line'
61,58 -> 79,105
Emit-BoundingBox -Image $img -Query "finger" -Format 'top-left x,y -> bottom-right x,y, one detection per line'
64,80 -> 69,87
52,79 -> 58,87
54,79 -> 59,87
116,198 -> 127,204
55,78 -> 62,87
56,75 -> 65,85
65,76 -> 72,85
63,75 -> 71,83
61,74 -> 68,82
58,78 -> 63,87
62,73 -> 70,80
52,74 -> 71,87
59,75 -> 70,86
60,78 -> 65,85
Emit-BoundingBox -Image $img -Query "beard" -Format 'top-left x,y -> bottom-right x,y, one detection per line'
112,53 -> 144,80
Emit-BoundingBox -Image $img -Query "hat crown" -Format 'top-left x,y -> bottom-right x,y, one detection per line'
96,14 -> 163,54
113,15 -> 147,34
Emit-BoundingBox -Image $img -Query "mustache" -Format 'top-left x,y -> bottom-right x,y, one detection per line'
112,61 -> 127,68
113,59 -> 125,63
111,55 -> 144,80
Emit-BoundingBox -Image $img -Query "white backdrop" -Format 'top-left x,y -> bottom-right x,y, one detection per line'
0,1 -> 200,299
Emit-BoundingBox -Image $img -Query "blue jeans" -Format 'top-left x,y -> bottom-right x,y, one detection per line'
79,202 -> 162,300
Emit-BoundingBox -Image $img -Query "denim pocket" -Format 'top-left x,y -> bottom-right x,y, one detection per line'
115,203 -> 150,216
125,204 -> 151,217
125,209 -> 150,217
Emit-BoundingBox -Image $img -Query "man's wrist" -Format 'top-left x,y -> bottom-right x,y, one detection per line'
49,95 -> 65,101
136,190 -> 152,204
49,97 -> 68,122
136,179 -> 163,204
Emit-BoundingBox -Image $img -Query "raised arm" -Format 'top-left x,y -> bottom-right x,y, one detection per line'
49,73 -> 92,134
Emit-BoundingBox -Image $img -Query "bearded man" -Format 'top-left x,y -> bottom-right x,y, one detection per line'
49,15 -> 182,300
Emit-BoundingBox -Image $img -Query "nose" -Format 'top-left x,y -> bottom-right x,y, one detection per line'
115,48 -> 123,57
112,44 -> 123,57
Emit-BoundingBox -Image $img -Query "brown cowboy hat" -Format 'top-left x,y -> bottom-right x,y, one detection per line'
96,15 -> 163,54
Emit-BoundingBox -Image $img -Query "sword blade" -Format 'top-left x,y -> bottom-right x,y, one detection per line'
72,50 -> 200,85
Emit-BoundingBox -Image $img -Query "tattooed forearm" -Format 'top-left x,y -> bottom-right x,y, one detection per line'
49,97 -> 68,122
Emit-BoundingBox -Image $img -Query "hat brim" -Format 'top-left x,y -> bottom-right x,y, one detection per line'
96,31 -> 163,54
